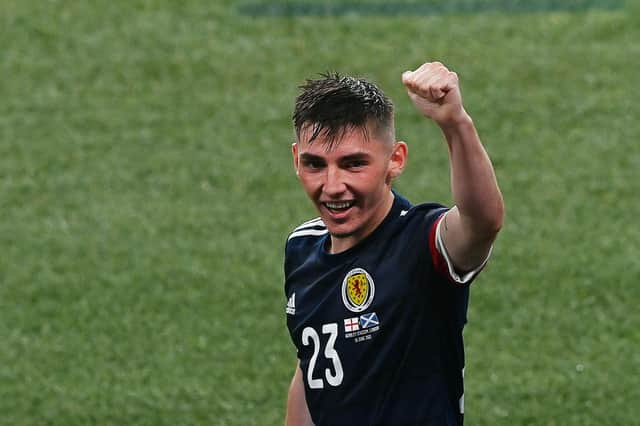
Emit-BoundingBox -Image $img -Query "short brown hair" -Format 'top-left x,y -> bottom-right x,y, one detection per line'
293,72 -> 394,149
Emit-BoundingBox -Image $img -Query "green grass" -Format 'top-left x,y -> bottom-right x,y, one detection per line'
1,1 -> 639,424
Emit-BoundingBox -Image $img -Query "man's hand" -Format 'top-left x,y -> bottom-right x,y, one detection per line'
402,62 -> 469,127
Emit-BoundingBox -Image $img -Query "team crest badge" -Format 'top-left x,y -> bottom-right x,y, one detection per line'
342,268 -> 375,312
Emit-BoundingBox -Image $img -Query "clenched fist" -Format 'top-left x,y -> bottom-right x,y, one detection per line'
402,61 -> 470,127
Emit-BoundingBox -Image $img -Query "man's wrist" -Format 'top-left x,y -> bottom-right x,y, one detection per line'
437,110 -> 475,135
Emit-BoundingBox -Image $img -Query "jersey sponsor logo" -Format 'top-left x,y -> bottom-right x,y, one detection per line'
341,268 -> 375,313
286,293 -> 296,315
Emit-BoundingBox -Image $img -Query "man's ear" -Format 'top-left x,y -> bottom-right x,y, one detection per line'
292,142 -> 300,177
387,141 -> 408,181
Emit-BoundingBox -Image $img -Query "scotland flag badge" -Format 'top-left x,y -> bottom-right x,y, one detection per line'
359,312 -> 379,329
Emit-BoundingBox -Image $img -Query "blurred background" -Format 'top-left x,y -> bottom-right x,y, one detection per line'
1,1 -> 638,424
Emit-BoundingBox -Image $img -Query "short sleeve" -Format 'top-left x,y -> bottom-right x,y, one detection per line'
428,211 -> 492,285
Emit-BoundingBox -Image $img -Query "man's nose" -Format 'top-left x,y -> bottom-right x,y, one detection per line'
323,166 -> 346,196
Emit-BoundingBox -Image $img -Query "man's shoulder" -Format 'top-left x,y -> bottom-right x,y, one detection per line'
287,217 -> 328,242
393,196 -> 448,226
284,217 -> 327,275
380,198 -> 449,253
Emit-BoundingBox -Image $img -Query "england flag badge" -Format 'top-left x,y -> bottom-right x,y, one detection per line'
344,317 -> 359,332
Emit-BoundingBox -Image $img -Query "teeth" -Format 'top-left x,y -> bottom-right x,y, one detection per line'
325,201 -> 353,210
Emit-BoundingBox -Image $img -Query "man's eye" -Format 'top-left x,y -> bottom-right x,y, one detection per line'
346,160 -> 366,169
303,160 -> 324,169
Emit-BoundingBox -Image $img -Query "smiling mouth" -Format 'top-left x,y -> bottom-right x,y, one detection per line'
322,200 -> 355,213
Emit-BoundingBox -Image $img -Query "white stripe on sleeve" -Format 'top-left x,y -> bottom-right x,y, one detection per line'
435,211 -> 492,285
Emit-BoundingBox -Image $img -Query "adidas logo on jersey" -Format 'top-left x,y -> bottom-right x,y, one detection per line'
286,293 -> 296,315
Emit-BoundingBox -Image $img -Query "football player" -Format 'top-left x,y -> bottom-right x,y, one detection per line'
284,61 -> 504,426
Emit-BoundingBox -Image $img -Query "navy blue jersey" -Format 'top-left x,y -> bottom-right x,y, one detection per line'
284,193 -> 488,426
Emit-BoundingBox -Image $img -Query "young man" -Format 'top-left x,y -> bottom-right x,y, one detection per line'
284,61 -> 504,426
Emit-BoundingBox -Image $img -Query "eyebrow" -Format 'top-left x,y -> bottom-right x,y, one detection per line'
299,152 -> 371,162
339,153 -> 371,162
299,153 -> 324,163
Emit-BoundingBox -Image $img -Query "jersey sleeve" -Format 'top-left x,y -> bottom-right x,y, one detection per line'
428,210 -> 492,285
283,238 -> 301,357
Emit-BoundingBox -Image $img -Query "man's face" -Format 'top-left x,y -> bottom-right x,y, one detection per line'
292,125 -> 406,252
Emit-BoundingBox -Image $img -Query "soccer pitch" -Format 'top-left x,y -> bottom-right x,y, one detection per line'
1,1 -> 638,424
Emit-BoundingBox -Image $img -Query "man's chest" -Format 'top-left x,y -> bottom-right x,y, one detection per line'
285,250 -> 445,396
286,247 -> 434,350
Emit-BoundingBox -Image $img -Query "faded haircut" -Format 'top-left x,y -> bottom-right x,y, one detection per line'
293,72 -> 395,149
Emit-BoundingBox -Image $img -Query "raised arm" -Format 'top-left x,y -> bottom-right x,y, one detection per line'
402,61 -> 504,272
285,362 -> 314,426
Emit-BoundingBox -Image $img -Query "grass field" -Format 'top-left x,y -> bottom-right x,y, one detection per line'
1,1 -> 639,425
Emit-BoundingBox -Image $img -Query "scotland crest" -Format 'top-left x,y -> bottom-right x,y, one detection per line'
342,268 -> 375,312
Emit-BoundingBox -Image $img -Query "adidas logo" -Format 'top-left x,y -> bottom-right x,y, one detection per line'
286,293 -> 296,315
